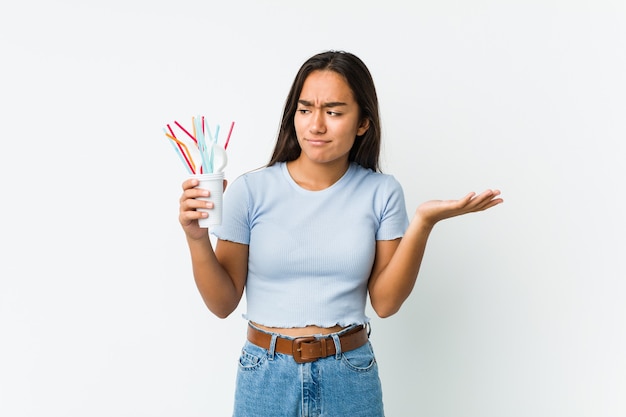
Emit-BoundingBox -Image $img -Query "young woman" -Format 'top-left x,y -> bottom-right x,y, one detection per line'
178,50 -> 503,416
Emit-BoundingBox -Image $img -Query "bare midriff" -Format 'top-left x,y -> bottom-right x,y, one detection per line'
251,322 -> 346,337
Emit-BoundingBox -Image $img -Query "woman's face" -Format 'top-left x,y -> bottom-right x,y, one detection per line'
294,70 -> 369,167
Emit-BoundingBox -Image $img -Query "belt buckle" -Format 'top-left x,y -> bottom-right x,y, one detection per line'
292,337 -> 318,364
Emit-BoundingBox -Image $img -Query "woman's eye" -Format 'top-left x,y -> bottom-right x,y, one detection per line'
297,108 -> 310,114
327,111 -> 341,116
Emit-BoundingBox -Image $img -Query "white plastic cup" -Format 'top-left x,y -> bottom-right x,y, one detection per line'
191,172 -> 225,228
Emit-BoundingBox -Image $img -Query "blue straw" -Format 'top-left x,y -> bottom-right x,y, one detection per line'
205,122 -> 216,173
214,124 -> 220,144
210,124 -> 220,172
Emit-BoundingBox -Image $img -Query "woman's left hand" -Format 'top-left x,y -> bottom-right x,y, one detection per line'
415,189 -> 503,228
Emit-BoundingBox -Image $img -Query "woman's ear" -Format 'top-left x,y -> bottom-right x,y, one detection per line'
356,118 -> 370,136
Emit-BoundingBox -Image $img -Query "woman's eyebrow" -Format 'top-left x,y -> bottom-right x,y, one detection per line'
298,99 -> 348,108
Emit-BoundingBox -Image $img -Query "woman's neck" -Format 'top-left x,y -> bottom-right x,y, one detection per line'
286,158 -> 350,191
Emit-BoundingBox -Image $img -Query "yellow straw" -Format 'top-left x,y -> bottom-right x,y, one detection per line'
192,116 -> 197,142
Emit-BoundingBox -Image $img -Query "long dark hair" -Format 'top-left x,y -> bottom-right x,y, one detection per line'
268,50 -> 381,172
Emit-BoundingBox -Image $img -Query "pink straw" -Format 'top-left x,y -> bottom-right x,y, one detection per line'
224,121 -> 235,150
174,120 -> 198,144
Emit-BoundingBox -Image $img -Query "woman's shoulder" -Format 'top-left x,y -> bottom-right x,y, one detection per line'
351,163 -> 403,187
228,163 -> 283,188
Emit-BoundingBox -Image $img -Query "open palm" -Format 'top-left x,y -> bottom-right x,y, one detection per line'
416,189 -> 503,227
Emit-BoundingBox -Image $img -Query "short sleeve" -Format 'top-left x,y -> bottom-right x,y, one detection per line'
376,176 -> 410,241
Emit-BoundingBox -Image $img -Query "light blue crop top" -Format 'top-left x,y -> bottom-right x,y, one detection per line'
211,162 -> 409,328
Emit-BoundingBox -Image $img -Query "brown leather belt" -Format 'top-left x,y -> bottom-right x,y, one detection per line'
247,324 -> 369,364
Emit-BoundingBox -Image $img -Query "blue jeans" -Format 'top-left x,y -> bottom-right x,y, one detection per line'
233,325 -> 385,417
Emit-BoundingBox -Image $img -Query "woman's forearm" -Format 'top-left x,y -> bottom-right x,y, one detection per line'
186,236 -> 244,318
369,190 -> 503,317
368,217 -> 433,318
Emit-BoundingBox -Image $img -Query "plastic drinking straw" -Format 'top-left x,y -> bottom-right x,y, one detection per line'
174,120 -> 198,144
164,129 -> 194,174
164,132 -> 197,174
214,124 -> 220,144
203,117 -> 209,174
199,119 -> 206,168
206,121 -> 215,173
191,116 -> 203,173
224,121 -> 235,150
208,124 -> 219,171
166,123 -> 177,138
204,121 -> 217,173
198,116 -> 206,174
168,124 -> 187,168
204,120 -> 215,144
191,116 -> 197,144
195,116 -> 211,173
200,116 -> 205,173
166,133 -> 196,174
166,125 -> 195,174
164,129 -> 192,174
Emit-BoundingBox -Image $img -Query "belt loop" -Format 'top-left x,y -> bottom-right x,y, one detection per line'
268,334 -> 278,360
331,333 -> 341,359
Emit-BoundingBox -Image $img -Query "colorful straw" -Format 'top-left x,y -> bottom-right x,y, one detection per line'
164,131 -> 197,174
174,120 -> 198,144
165,131 -> 192,174
205,122 -> 217,173
165,125 -> 195,174
163,117 -> 234,174
214,124 -> 220,144
194,115 -> 211,174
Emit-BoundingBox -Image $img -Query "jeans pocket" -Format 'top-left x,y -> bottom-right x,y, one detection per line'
238,342 -> 267,371
341,341 -> 377,372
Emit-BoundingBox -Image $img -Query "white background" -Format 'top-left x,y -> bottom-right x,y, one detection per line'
1,1 -> 625,416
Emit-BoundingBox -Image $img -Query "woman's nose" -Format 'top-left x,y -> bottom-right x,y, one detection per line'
309,110 -> 327,134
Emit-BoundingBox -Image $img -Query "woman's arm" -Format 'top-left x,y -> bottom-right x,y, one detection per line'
180,178 -> 248,318
368,189 -> 503,318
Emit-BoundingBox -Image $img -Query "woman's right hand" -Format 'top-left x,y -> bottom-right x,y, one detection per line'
178,178 -> 227,240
